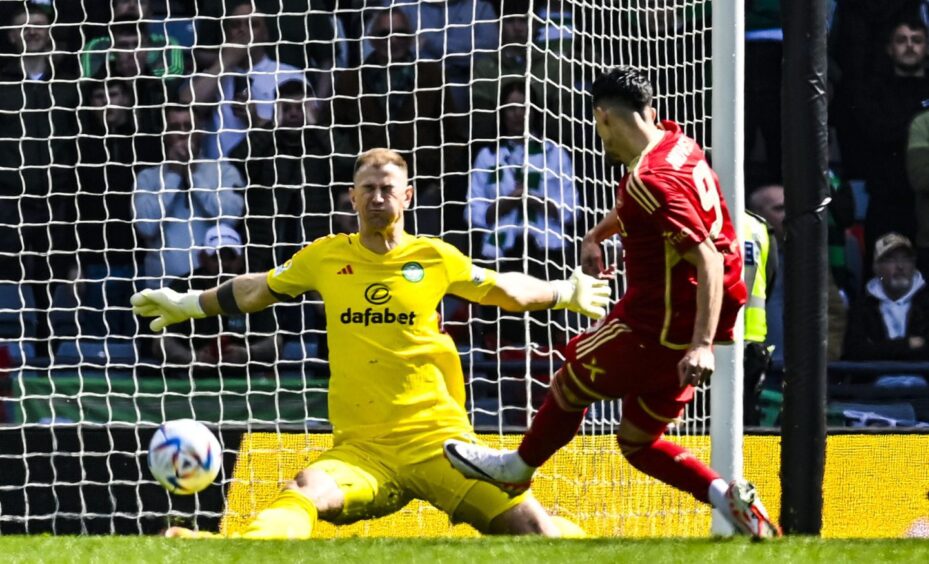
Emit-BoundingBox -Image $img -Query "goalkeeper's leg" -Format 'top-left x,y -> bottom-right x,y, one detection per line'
166,468 -> 342,540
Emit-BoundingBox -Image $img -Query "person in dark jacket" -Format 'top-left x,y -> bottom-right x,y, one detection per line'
53,79 -> 155,338
841,19 -> 929,253
230,79 -> 354,272
331,7 -> 468,237
0,3 -> 78,281
0,4 -> 78,356
844,233 -> 929,367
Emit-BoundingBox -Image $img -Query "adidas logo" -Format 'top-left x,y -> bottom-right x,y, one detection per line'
337,264 -> 354,275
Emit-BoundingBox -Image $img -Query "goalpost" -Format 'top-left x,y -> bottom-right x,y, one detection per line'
0,0 -> 742,536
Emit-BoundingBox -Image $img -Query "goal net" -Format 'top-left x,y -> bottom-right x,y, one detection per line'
0,0 -> 719,536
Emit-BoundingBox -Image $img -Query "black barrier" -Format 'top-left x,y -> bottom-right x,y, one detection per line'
0,426 -> 242,535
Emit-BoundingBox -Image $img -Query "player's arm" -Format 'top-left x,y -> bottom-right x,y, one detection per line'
580,212 -> 622,275
131,273 -> 281,332
678,238 -> 725,386
478,269 -> 611,319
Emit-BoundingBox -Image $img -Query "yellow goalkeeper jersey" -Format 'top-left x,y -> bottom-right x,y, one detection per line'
266,232 -> 497,462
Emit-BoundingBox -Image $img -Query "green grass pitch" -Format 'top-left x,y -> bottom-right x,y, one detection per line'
1,537 -> 927,564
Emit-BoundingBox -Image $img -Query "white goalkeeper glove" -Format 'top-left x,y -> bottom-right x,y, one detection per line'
130,288 -> 206,332
550,267 -> 612,320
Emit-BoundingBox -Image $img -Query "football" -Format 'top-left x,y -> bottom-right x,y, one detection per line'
147,419 -> 222,495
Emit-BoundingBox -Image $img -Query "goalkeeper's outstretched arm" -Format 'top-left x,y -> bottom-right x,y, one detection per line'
479,268 -> 611,320
131,273 -> 280,332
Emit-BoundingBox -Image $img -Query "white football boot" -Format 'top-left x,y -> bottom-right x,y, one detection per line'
443,439 -> 535,496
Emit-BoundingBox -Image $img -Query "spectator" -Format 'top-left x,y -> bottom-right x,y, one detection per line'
196,1 -> 347,98
179,0 -> 306,159
829,1 -> 928,180
845,19 -> 929,252
333,7 -> 468,237
751,183 -> 849,364
0,3 -> 78,354
79,0 -> 187,82
467,81 -> 576,269
389,0 -> 499,112
471,1 -> 534,143
153,224 -> 279,375
85,17 -> 185,140
531,0 -> 582,139
843,233 -> 929,390
331,189 -> 357,235
133,105 -> 244,288
467,82 -> 576,346
231,79 -> 353,272
745,0 -> 783,183
54,79 -> 152,337
906,106 -> 929,278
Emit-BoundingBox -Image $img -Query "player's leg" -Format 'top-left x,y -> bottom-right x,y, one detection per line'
236,467 -> 342,539
167,444 -> 408,539
165,464 -> 343,540
249,448 -> 409,536
444,320 -> 628,490
444,367 -> 589,492
405,448 -> 568,537
618,395 -> 719,503
618,395 -> 780,538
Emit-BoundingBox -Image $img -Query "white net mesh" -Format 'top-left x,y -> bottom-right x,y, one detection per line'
0,0 -> 714,534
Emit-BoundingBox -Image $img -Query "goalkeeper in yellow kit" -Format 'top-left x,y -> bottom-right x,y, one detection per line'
131,148 -> 610,538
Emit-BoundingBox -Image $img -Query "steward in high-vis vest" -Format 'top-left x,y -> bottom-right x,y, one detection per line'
743,211 -> 778,426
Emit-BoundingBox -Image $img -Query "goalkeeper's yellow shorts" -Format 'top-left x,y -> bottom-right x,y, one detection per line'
309,435 -> 530,532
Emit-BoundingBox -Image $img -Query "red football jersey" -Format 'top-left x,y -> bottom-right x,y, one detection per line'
612,120 -> 746,348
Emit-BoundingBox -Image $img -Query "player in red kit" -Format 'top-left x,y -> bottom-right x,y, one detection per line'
445,66 -> 781,538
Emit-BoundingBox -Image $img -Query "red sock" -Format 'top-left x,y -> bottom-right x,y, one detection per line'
623,439 -> 719,503
517,393 -> 586,467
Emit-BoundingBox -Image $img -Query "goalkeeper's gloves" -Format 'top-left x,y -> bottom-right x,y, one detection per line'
550,267 -> 612,319
130,288 -> 206,332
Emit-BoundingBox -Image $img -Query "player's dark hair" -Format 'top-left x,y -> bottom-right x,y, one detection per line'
498,80 -> 542,135
163,103 -> 207,129
83,77 -> 131,99
277,78 -> 307,99
888,17 -> 929,41
8,2 -> 52,26
223,0 -> 254,16
591,65 -> 653,113
110,16 -> 145,40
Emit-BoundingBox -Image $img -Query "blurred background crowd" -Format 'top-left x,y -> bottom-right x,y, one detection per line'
1,0 -> 929,427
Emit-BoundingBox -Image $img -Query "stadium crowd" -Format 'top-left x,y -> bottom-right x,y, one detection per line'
0,0 -> 928,425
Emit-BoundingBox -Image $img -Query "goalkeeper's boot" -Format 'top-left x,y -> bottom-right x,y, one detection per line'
722,479 -> 782,539
443,439 -> 534,496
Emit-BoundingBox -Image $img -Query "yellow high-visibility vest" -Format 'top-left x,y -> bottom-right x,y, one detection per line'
743,211 -> 770,343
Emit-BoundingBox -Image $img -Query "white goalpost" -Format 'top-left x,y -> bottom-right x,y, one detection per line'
0,0 -> 741,536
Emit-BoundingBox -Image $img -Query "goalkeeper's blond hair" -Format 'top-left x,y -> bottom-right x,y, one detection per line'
354,148 -> 408,178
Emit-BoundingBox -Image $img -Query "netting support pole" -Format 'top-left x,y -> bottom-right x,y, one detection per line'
780,0 -> 828,535
710,0 -> 745,537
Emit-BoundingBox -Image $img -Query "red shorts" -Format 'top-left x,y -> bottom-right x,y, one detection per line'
555,315 -> 694,435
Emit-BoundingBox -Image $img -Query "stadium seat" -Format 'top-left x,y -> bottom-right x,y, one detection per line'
54,339 -> 138,366
151,18 -> 195,47
49,282 -> 79,338
281,338 -> 320,362
0,341 -> 36,368
0,283 -> 38,339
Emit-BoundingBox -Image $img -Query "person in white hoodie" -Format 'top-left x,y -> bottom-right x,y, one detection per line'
843,232 -> 929,391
